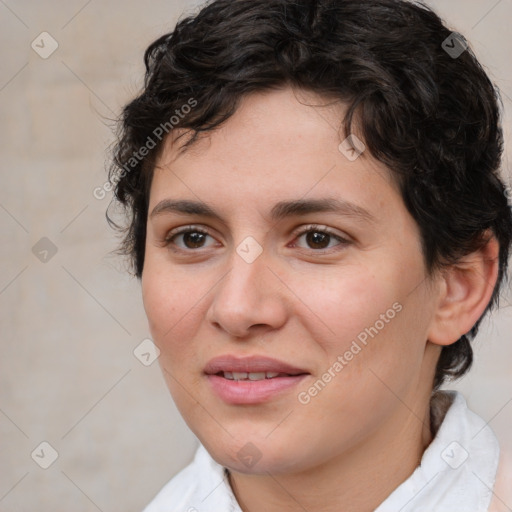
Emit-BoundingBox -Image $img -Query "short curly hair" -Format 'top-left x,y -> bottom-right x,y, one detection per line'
108,0 -> 512,390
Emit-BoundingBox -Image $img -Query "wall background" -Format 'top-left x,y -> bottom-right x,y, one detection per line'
0,1 -> 511,511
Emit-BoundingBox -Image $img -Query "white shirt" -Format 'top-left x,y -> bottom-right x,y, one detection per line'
143,391 -> 506,512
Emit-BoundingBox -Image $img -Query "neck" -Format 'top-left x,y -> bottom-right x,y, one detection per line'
228,389 -> 434,512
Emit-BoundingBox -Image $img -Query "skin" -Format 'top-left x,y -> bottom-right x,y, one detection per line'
141,86 -> 499,512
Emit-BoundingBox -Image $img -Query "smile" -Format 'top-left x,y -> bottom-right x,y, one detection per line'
204,355 -> 310,404
222,371 -> 291,381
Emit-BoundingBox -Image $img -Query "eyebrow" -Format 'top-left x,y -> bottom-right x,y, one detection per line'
149,197 -> 375,223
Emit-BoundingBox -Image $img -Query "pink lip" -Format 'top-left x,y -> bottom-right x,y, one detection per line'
204,355 -> 309,405
204,355 -> 308,375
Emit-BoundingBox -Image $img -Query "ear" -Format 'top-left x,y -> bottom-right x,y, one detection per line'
427,233 -> 500,347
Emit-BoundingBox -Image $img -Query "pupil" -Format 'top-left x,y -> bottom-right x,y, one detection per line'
185,232 -> 205,248
307,231 -> 329,249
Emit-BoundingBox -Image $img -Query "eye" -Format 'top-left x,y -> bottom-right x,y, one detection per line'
163,225 -> 218,251
162,224 -> 351,254
290,224 -> 350,252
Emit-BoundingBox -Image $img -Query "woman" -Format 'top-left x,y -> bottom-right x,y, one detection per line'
108,0 -> 512,510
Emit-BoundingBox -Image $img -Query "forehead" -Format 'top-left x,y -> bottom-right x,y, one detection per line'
149,87 -> 399,219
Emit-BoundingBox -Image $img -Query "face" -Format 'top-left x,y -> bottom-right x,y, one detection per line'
142,87 -> 442,475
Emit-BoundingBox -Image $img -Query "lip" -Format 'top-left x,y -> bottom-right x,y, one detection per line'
204,355 -> 308,375
204,355 -> 309,405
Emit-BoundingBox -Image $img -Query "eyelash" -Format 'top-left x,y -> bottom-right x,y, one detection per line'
162,224 -> 351,254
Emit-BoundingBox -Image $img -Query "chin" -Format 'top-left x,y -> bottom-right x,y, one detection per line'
198,430 -> 312,475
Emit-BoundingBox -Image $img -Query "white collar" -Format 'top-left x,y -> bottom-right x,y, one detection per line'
143,391 -> 500,511
375,390 -> 500,511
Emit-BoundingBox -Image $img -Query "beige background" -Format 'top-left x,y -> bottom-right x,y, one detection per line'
0,1 -> 511,511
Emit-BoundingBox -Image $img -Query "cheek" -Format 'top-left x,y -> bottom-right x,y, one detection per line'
141,273 -> 170,339
293,265 -> 400,352
141,260 -> 187,347
295,260 -> 430,393
141,258 -> 215,371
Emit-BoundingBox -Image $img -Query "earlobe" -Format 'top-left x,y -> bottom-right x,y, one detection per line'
427,233 -> 500,347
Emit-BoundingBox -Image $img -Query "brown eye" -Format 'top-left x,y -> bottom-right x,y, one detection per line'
292,225 -> 350,252
180,231 -> 208,249
164,227 -> 216,251
304,231 -> 331,250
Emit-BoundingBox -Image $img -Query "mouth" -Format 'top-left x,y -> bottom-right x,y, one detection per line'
220,371 -> 297,381
204,354 -> 309,376
204,355 -> 310,404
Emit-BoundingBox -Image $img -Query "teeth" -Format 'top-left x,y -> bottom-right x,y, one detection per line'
248,372 -> 266,381
223,371 -> 283,381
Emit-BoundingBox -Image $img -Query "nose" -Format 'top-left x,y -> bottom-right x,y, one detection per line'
205,247 -> 288,339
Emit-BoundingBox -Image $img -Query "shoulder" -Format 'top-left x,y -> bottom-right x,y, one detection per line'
488,445 -> 512,512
